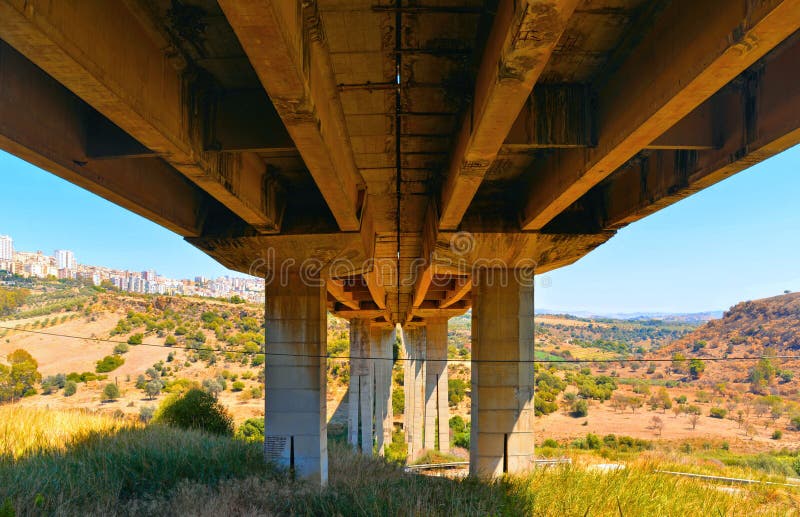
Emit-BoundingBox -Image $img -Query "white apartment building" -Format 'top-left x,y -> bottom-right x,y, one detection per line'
54,249 -> 77,270
0,235 -> 13,261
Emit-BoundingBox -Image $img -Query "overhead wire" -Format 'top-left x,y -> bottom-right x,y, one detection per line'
1,324 -> 798,365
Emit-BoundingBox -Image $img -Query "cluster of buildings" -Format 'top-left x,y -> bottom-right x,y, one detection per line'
0,234 -> 265,302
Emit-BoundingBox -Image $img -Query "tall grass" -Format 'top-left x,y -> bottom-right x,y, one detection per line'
1,407 -> 798,516
0,407 -> 272,515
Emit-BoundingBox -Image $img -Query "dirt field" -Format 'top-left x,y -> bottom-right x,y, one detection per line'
534,386 -> 800,452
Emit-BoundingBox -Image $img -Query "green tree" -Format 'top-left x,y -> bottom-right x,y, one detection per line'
688,359 -> 706,379
144,380 -> 162,400
63,380 -> 77,397
672,353 -> 687,373
102,383 -> 120,401
1,349 -> 41,401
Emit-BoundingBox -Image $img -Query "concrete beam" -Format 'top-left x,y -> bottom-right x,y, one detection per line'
264,274 -> 328,485
0,0 -> 285,233
219,0 -> 363,231
327,279 -> 360,311
440,277 -> 472,309
600,33 -> 800,230
0,40 -> 205,237
503,84 -> 715,151
84,109 -> 157,160
521,0 -> 800,230
438,0 -> 580,230
504,84 -> 594,149
204,90 -> 295,153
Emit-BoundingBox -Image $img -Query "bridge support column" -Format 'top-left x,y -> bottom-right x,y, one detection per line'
402,325 -> 426,462
424,318 -> 450,453
348,318 -> 374,454
374,326 -> 396,455
264,274 -> 327,485
470,270 -> 535,477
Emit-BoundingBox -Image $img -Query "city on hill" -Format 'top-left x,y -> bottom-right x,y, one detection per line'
0,233 -> 264,302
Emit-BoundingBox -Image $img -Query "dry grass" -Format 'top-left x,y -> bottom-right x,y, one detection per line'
1,407 -> 799,516
0,406 -> 131,459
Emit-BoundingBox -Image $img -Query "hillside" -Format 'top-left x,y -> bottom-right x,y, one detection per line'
660,292 -> 800,394
6,278 -> 800,459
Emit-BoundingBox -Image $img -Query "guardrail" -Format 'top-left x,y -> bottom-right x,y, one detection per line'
655,470 -> 800,488
405,458 -> 571,473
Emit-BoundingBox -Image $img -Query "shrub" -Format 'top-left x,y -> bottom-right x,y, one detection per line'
236,418 -> 264,443
541,438 -> 559,448
231,381 -> 245,392
249,386 -> 262,399
96,355 -> 125,373
709,407 -> 727,419
102,383 -> 120,401
165,334 -> 177,346
772,430 -> 783,440
392,388 -> 404,415
585,433 -> 601,450
448,378 -> 468,407
154,388 -> 234,436
127,333 -> 143,345
63,381 -> 77,397
139,405 -> 155,423
571,399 -> 589,417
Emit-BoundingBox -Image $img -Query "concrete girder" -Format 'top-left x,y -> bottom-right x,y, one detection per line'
218,0 -> 363,232
437,0 -> 581,230
0,0 -> 286,233
520,0 -> 800,230
503,84 -> 716,151
598,33 -> 800,231
0,40 -> 206,237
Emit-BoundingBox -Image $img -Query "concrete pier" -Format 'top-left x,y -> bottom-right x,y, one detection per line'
373,326 -> 396,455
424,318 -> 450,452
469,271 -> 535,477
402,325 -> 426,462
264,275 -> 327,485
348,318 -> 373,454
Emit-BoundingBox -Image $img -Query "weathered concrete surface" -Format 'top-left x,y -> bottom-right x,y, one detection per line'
348,318 -> 373,454
403,325 -> 426,462
424,318 -> 450,453
470,271 -> 535,476
264,274 -> 327,485
2,0 -> 800,485
374,326 -> 396,455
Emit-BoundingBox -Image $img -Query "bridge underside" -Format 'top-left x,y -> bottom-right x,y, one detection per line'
1,0 -> 799,482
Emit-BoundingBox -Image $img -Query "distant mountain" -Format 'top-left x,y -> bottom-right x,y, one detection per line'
535,308 -> 723,323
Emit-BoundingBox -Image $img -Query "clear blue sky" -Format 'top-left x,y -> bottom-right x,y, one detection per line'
1,145 -> 799,313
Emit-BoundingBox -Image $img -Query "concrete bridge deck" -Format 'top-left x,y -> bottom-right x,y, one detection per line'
1,0 -> 799,483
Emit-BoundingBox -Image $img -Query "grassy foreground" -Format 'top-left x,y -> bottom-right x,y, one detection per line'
1,407 -> 799,516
